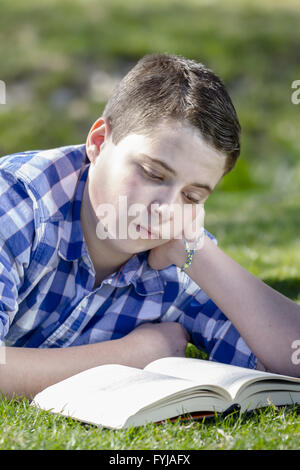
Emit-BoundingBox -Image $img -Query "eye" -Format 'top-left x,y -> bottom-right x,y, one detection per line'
183,192 -> 202,204
141,165 -> 164,181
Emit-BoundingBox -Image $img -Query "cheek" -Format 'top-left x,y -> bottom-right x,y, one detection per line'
89,165 -> 134,203
118,172 -> 148,207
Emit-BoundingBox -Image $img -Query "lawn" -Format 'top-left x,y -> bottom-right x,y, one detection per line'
1,394 -> 299,450
0,0 -> 299,450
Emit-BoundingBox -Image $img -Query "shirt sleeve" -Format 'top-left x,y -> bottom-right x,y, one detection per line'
0,168 -> 35,344
165,230 -> 258,370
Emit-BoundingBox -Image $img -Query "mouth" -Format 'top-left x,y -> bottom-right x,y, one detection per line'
136,224 -> 160,239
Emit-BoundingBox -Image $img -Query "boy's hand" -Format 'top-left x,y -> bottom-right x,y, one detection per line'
148,204 -> 205,270
122,322 -> 190,367
148,238 -> 186,270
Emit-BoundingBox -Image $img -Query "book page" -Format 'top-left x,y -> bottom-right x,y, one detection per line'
145,357 -> 299,399
32,363 -> 207,429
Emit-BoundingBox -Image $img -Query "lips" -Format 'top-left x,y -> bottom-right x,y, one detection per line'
136,224 -> 160,238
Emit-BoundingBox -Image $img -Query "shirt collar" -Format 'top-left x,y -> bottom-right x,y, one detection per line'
101,250 -> 167,295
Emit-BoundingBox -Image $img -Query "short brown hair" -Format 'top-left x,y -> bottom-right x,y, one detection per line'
103,53 -> 241,174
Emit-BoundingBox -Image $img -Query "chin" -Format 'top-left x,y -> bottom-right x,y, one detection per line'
105,236 -> 165,254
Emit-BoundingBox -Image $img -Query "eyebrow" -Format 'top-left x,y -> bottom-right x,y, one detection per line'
140,153 -> 213,193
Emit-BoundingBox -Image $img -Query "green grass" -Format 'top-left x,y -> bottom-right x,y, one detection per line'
1,389 -> 300,450
0,0 -> 300,450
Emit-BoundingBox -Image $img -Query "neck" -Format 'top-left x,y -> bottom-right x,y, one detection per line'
80,175 -> 132,285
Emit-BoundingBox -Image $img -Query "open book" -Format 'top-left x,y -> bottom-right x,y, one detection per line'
31,357 -> 300,429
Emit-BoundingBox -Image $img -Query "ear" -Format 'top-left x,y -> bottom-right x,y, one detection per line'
86,117 -> 112,164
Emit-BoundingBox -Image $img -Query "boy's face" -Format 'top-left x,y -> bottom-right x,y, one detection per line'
84,118 -> 227,255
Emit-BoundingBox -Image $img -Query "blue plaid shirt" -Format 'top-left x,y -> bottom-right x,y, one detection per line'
0,144 -> 257,369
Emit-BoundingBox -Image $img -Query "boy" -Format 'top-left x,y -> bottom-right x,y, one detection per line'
0,54 -> 299,400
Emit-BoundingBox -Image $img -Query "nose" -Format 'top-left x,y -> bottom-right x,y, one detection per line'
149,186 -> 179,216
148,200 -> 175,224
147,193 -> 182,240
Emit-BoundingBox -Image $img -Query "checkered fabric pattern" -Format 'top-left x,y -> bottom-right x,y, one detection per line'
0,144 -> 257,369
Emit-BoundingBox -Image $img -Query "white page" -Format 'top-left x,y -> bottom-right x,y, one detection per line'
32,364 -> 204,429
145,357 -> 299,400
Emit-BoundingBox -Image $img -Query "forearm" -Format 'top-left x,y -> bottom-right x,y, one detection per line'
0,321 -> 189,400
0,338 -> 134,400
185,236 -> 300,377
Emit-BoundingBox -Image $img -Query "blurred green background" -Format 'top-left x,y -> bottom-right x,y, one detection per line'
0,0 -> 300,300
